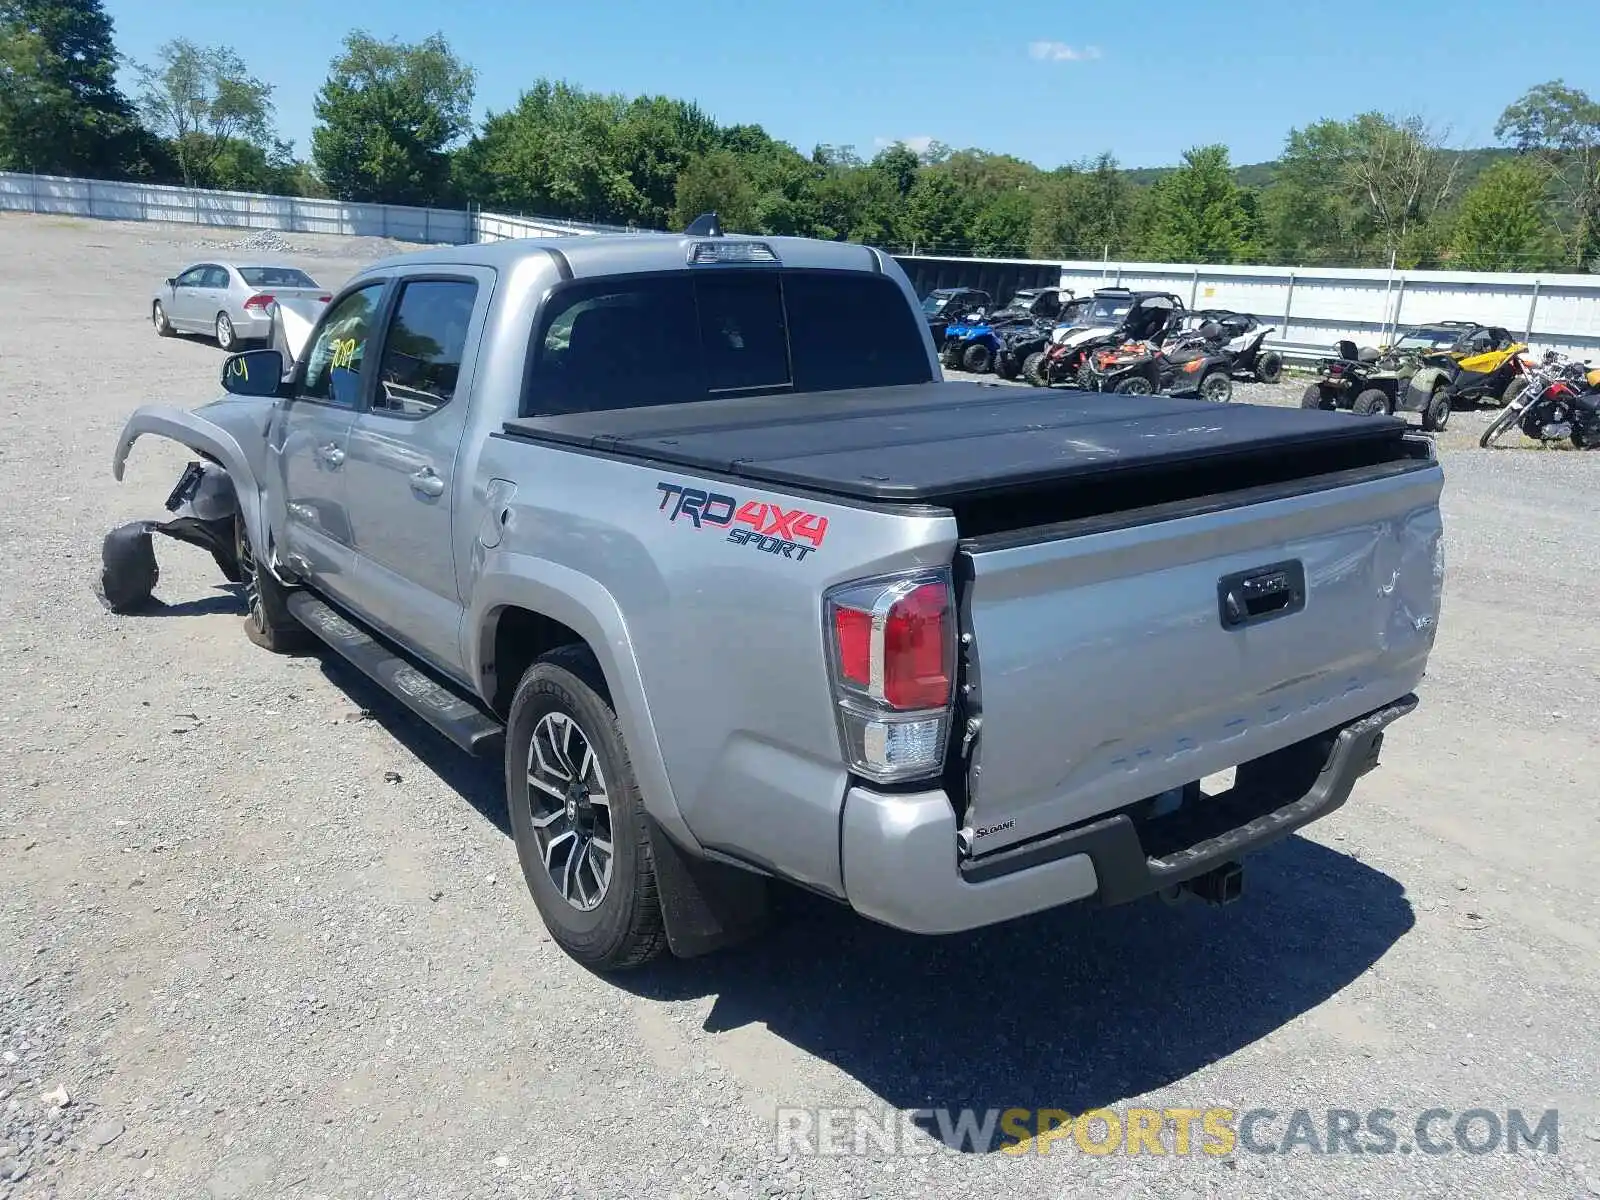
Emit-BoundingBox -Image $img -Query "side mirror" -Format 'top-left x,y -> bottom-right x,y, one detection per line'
165,278 -> 176,288
221,350 -> 285,397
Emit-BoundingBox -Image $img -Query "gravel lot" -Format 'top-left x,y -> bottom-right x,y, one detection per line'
3,211 -> 1598,1200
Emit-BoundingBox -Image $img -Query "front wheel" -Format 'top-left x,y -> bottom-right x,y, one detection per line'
1074,361 -> 1096,391
1022,352 -> 1048,387
1113,377 -> 1154,395
506,647 -> 666,971
153,301 -> 173,337
1479,403 -> 1524,449
961,343 -> 992,374
994,353 -> 1019,381
235,514 -> 309,653
1199,371 -> 1234,403
1255,350 -> 1283,384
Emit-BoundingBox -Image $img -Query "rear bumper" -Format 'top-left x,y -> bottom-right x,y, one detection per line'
234,311 -> 274,339
839,695 -> 1416,934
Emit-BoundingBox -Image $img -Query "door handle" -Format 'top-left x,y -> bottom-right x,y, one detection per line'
409,467 -> 445,498
316,443 -> 345,468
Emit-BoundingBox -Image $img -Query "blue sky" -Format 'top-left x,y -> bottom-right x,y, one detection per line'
105,0 -> 1599,170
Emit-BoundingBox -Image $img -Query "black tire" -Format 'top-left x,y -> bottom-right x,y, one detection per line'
1199,371 -> 1234,403
152,301 -> 174,337
1022,352 -> 1047,387
1300,384 -> 1332,410
505,646 -> 666,971
235,513 -> 309,653
1497,375 -> 1529,410
1074,361 -> 1096,391
1255,350 -> 1283,384
961,342 -> 992,374
1351,388 -> 1390,417
1113,377 -> 1154,395
1479,404 -> 1522,449
215,312 -> 237,351
939,344 -> 962,369
994,352 -> 1019,381
1421,387 -> 1451,433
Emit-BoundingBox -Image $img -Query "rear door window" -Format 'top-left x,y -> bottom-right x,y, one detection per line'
372,279 -> 479,417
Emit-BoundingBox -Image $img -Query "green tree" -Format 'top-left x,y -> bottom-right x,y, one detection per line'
970,189 -> 1034,256
898,171 -> 974,253
313,31 -> 475,206
671,148 -> 756,230
1145,144 -> 1250,262
1497,81 -> 1600,270
134,39 -> 276,188
871,142 -> 920,198
1450,159 -> 1558,271
1030,153 -> 1138,258
0,0 -> 147,176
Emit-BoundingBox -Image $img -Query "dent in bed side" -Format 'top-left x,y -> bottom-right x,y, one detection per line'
112,400 -> 282,576
464,554 -> 701,855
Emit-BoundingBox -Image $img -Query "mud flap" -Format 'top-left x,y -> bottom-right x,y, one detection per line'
645,815 -> 770,958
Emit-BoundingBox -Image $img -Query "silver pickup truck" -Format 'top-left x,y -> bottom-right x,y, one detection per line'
104,224 -> 1445,970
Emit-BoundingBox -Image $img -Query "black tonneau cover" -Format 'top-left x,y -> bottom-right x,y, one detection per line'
502,382 -> 1408,504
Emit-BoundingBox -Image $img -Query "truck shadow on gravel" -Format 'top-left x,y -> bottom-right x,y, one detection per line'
310,659 -> 1411,1149
630,837 -> 1414,1149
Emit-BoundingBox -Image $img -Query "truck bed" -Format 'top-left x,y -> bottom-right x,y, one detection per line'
502,383 -> 1415,512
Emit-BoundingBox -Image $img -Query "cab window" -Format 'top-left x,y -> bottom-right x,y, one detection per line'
300,284 -> 385,408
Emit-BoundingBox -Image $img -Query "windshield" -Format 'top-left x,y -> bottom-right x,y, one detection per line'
1392,327 -> 1464,351
1076,296 -> 1134,326
237,266 -> 319,288
921,293 -> 951,316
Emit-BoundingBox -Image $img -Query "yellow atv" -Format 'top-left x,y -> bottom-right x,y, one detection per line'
1389,322 -> 1530,410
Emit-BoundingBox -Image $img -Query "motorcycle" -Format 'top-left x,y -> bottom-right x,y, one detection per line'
1479,351 -> 1600,449
1086,323 -> 1235,402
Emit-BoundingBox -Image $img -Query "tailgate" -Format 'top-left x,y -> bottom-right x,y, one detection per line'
957,457 -> 1444,857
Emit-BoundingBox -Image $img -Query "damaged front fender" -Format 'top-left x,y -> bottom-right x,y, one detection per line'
112,398 -> 280,573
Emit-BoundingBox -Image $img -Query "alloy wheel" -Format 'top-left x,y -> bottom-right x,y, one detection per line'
526,712 -> 614,911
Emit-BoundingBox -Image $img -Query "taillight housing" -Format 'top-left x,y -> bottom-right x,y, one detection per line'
242,293 -> 275,313
824,570 -> 957,784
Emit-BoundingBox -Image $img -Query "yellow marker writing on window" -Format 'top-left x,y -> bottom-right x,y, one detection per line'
330,337 -> 359,370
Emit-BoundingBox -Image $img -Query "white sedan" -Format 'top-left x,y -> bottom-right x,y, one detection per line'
151,261 -> 331,350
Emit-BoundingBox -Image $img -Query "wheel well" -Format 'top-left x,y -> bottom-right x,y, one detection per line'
490,606 -> 594,715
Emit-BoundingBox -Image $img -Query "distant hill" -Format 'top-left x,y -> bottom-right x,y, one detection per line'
1122,147 -> 1516,192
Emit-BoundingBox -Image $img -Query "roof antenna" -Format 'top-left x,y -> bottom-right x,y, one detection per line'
685,212 -> 722,237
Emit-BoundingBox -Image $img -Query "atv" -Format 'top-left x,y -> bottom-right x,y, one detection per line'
1086,322 -> 1236,402
1397,323 -> 1529,409
1183,309 -> 1282,383
940,287 -> 1072,374
1300,339 -> 1452,432
921,287 -> 991,349
1026,289 -> 1186,388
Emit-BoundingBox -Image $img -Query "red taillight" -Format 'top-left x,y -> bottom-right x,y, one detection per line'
825,571 -> 956,783
243,293 -> 274,312
318,294 -> 332,304
881,582 -> 951,709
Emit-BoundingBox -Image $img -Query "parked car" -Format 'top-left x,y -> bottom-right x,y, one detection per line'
104,223 -> 1443,971
152,262 -> 331,350
1181,309 -> 1283,382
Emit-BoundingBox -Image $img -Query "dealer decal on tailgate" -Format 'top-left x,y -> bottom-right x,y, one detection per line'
655,482 -> 829,562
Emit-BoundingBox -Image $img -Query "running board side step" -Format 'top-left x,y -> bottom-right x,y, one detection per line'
286,592 -> 505,757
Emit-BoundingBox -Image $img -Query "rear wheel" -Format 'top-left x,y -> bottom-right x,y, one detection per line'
506,646 -> 666,971
1351,388 -> 1390,417
1421,387 -> 1451,432
1255,350 -> 1283,383
1022,352 -> 1047,387
993,352 -> 1019,380
1075,361 -> 1096,390
961,343 -> 992,374
1498,375 -> 1529,410
1199,371 -> 1234,403
1301,384 -> 1333,410
1113,377 -> 1154,395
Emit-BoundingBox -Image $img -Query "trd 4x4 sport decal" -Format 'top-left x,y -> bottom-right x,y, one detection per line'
655,482 -> 829,562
